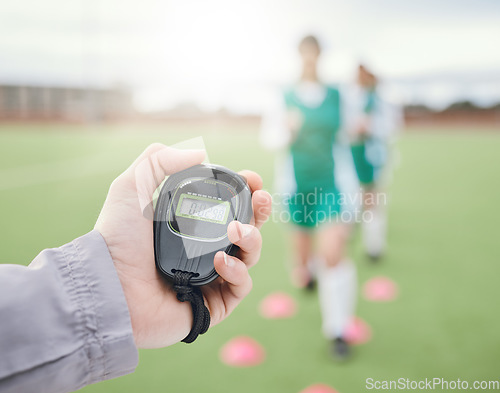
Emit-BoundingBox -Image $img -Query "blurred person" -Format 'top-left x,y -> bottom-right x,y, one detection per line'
0,144 -> 272,393
260,36 -> 357,361
348,64 -> 401,260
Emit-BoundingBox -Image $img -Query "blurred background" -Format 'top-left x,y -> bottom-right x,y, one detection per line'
1,0 -> 499,392
2,0 -> 500,122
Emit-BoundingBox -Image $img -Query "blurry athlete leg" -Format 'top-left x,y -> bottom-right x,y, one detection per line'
317,224 -> 357,339
362,185 -> 387,259
291,229 -> 313,288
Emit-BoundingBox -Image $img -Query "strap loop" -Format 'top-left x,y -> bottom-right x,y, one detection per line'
172,271 -> 211,343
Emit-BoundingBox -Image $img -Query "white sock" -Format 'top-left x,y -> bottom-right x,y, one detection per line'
362,207 -> 387,257
317,259 -> 357,339
307,256 -> 321,280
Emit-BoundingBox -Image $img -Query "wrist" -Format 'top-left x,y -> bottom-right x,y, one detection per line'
116,266 -> 193,348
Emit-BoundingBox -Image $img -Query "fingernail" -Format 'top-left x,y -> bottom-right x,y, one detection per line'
223,252 -> 235,267
235,221 -> 252,241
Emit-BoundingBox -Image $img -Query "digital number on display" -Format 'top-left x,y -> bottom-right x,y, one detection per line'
176,194 -> 230,224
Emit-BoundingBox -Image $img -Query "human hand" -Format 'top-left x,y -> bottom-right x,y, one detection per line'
354,116 -> 371,138
286,108 -> 304,142
94,144 -> 272,348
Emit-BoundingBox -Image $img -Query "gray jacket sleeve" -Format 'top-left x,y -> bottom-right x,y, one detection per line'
0,231 -> 139,393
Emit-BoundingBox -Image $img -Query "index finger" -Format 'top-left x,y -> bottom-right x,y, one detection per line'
238,170 -> 263,193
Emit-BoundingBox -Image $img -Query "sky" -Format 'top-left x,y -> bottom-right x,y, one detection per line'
1,0 -> 499,113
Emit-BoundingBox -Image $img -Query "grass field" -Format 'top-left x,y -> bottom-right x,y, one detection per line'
1,123 -> 499,393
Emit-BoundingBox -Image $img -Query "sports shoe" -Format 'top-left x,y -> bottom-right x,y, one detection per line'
330,337 -> 351,361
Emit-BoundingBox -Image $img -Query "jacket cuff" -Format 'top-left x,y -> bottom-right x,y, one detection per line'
66,230 -> 139,383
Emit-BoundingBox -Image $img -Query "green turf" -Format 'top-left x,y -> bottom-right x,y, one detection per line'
1,123 -> 499,392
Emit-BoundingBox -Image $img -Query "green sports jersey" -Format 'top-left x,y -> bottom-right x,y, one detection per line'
351,142 -> 376,185
351,87 -> 386,185
284,86 -> 341,194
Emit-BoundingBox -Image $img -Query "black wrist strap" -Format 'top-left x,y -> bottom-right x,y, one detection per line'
172,271 -> 211,343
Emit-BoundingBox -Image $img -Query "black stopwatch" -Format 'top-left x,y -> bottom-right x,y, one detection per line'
154,164 -> 253,286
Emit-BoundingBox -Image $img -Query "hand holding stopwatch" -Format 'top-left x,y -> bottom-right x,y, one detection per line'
154,164 -> 253,342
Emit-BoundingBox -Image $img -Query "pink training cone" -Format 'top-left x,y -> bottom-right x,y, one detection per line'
363,276 -> 399,302
219,336 -> 265,367
299,384 -> 339,393
344,317 -> 372,345
259,292 -> 297,319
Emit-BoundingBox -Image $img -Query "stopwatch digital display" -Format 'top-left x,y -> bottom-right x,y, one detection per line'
154,164 -> 253,286
176,194 -> 230,224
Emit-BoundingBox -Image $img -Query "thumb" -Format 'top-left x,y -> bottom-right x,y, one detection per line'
126,143 -> 205,216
